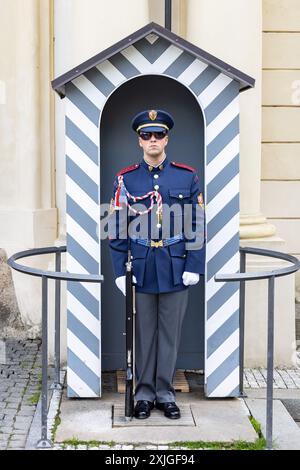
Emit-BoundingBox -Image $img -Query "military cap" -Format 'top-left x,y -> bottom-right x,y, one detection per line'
131,109 -> 174,133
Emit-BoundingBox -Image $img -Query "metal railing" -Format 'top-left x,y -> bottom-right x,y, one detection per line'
7,246 -> 104,448
7,245 -> 300,449
214,246 -> 300,450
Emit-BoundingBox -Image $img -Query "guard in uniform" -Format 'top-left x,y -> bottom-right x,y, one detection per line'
109,109 -> 205,419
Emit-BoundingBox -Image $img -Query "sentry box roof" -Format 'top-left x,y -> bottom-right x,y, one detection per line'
52,22 -> 255,98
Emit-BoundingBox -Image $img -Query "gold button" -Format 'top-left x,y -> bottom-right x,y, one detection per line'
154,174 -> 159,179
154,185 -> 159,190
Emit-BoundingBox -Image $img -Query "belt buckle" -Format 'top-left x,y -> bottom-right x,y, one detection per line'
150,240 -> 163,248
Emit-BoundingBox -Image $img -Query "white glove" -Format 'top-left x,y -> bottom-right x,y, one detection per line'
115,275 -> 137,296
182,271 -> 200,286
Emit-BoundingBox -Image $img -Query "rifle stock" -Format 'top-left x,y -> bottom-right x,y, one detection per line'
125,250 -> 135,420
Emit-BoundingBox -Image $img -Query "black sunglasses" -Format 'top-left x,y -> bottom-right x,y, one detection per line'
139,131 -> 168,141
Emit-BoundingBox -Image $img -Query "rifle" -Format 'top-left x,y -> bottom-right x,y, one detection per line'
125,249 -> 136,420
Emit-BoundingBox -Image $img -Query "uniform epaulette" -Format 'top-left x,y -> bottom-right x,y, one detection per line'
116,163 -> 140,176
171,161 -> 196,172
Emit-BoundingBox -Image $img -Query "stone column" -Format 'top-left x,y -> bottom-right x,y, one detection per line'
186,0 -> 295,366
0,0 -> 57,333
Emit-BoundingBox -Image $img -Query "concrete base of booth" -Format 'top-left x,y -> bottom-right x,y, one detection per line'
55,391 -> 257,444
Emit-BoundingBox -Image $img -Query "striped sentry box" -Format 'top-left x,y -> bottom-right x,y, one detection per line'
53,23 -> 254,398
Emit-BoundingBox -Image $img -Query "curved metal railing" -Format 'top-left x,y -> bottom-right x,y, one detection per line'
8,245 -> 102,282
7,245 -> 300,449
7,246 -> 103,449
214,246 -> 300,450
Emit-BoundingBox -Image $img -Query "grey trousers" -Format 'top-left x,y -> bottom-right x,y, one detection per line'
134,289 -> 189,403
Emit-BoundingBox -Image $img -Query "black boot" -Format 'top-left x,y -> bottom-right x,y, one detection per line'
134,400 -> 154,419
156,401 -> 181,419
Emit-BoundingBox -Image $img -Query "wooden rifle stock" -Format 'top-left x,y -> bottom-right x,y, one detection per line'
125,250 -> 135,420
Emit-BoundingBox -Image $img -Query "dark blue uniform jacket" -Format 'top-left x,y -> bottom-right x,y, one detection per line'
108,157 -> 205,294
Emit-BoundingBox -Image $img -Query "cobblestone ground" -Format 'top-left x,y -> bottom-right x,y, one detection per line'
0,339 -> 41,450
244,366 -> 300,388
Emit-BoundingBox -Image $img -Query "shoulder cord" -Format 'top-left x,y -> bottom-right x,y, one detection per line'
115,175 -> 162,219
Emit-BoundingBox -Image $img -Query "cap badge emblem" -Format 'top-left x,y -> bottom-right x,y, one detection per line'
149,110 -> 157,121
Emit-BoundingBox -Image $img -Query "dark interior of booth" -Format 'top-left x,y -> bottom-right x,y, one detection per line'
100,75 -> 205,387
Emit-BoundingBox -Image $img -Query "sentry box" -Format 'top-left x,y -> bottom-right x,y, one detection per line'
52,22 -> 255,399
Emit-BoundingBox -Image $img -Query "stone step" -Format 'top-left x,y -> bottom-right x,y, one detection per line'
245,398 -> 300,450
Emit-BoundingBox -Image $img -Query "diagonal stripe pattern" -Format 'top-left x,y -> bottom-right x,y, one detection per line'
65,33 -> 240,398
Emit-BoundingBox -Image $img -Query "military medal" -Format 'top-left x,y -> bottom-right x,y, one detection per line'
154,188 -> 163,228
197,193 -> 204,209
109,197 -> 115,215
114,178 -> 128,210
156,207 -> 162,228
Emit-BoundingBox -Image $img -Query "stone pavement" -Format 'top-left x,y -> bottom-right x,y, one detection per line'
245,396 -> 300,450
0,338 -> 41,450
1,338 -> 300,450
